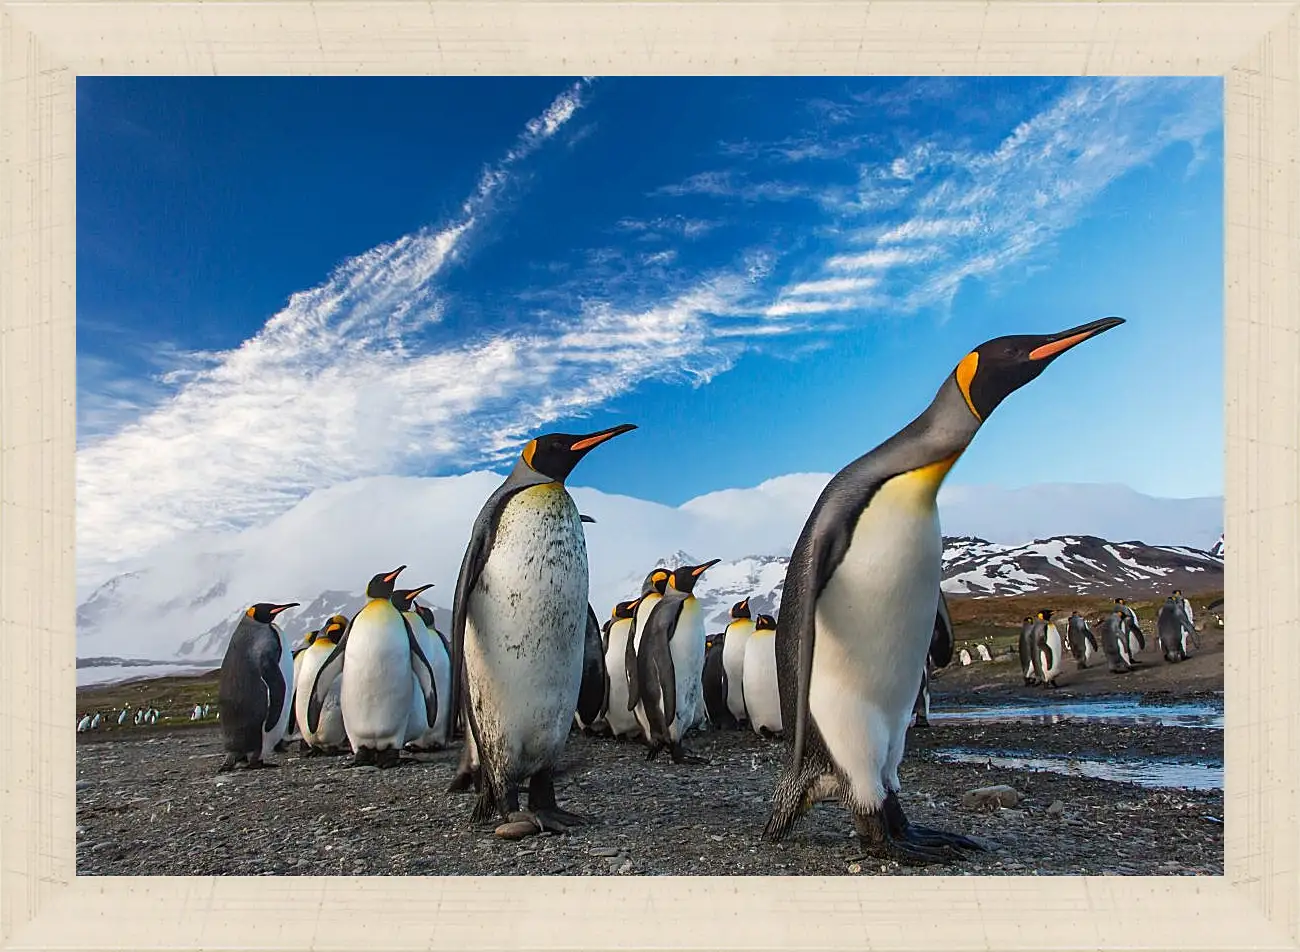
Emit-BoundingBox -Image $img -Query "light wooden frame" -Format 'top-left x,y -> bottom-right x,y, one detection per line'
2,1 -> 1293,949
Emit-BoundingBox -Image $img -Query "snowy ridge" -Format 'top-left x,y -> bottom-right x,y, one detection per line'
75,473 -> 1221,661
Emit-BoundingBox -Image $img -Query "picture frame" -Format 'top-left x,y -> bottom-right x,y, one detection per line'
3,1 -> 1294,949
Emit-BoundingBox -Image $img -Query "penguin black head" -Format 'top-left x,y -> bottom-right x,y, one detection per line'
642,568 -> 671,596
415,604 -> 438,630
1173,589 -> 1183,597
706,632 -> 725,652
366,566 -> 406,600
952,316 -> 1125,422
1115,598 -> 1126,606
519,424 -> 637,483
320,615 -> 348,643
730,598 -> 752,621
1036,608 -> 1055,621
391,583 -> 434,613
754,614 -> 777,632
611,600 -> 637,620
668,559 -> 722,596
245,602 -> 299,624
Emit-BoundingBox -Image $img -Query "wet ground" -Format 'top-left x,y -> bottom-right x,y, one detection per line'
76,691 -> 1223,877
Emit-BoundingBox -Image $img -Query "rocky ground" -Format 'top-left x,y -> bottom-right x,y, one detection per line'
76,712 -> 1222,878
76,621 -> 1224,877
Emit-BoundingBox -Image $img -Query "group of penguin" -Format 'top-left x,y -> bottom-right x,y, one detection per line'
1016,591 -> 1202,688
585,582 -> 784,750
76,703 -> 165,732
211,314 -> 1131,865
215,571 -> 454,773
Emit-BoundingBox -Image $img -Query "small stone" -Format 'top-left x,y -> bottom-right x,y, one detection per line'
75,780 -> 93,791
1046,800 -> 1065,817
494,819 -> 540,840
847,863 -> 862,874
961,785 -> 1020,810
588,846 -> 622,857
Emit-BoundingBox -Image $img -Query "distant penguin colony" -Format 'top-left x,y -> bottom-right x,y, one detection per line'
85,315 -> 1202,869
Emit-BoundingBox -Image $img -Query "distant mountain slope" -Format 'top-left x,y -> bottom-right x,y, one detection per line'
75,472 -> 1222,661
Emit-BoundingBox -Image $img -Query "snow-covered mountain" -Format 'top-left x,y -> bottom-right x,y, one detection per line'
75,472 -> 1222,662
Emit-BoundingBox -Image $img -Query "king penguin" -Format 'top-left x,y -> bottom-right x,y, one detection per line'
216,601 -> 300,772
600,599 -> 643,741
1018,616 -> 1039,685
744,613 -> 783,737
720,598 -> 755,729
286,627 -> 319,743
620,568 -> 671,737
1033,609 -> 1064,687
701,631 -> 730,727
307,566 -> 440,769
626,558 -> 721,763
761,315 -> 1125,865
574,603 -> 609,735
446,423 -> 637,837
1172,589 -> 1200,652
1114,598 -> 1146,661
393,584 -> 452,752
1066,611 -> 1098,669
294,615 -> 349,755
1157,594 -> 1197,663
912,594 -> 954,730
1100,609 -> 1134,673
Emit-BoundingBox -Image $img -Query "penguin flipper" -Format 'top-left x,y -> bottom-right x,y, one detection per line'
576,605 -> 605,726
306,630 -> 348,734
403,616 -> 439,729
624,608 -> 642,711
929,590 -> 954,669
260,649 -> 288,735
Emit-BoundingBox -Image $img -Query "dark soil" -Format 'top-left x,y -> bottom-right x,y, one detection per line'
76,617 -> 1224,877
76,717 -> 1222,877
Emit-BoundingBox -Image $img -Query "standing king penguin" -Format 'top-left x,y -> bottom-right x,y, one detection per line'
761,315 -> 1124,865
720,598 -> 756,729
217,601 -> 300,772
600,600 -> 643,741
307,567 -> 440,769
626,559 -> 721,763
911,593 -> 955,729
447,424 -> 636,836
574,603 -> 609,735
1066,611 -> 1098,670
744,613 -> 784,737
393,584 -> 452,752
294,615 -> 349,755
701,631 -> 730,727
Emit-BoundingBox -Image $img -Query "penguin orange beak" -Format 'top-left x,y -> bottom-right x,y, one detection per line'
570,423 -> 637,453
269,603 -> 299,616
739,597 -> 750,611
580,514 -> 596,524
407,583 -> 435,599
383,565 -> 406,583
691,559 -> 723,577
1027,316 -> 1125,362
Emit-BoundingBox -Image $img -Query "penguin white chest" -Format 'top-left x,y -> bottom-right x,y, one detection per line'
721,620 -> 754,721
603,619 -> 639,736
340,602 -> 415,749
466,483 -> 588,775
261,629 -> 295,757
809,470 -> 944,802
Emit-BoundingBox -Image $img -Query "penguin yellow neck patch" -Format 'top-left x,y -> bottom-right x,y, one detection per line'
955,352 -> 981,421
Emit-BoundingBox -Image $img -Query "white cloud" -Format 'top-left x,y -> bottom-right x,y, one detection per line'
825,247 -> 936,271
76,472 -> 1223,660
782,276 -> 879,296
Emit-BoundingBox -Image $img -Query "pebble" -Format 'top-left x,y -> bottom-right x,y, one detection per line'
1046,800 -> 1065,817
962,785 -> 1020,810
589,847 -> 622,857
75,780 -> 93,791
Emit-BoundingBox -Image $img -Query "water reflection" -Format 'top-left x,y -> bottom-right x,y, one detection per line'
933,749 -> 1223,791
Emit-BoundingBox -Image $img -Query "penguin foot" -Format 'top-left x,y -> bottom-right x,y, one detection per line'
669,742 -> 709,765
348,747 -> 378,768
447,766 -> 481,793
376,749 -> 404,770
904,824 -> 987,854
216,755 -> 241,774
273,740 -> 289,753
300,746 -> 322,759
532,807 -> 589,832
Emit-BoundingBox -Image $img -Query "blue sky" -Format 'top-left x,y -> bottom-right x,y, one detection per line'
76,76 -> 1223,574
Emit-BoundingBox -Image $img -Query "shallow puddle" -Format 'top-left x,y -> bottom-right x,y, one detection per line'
929,698 -> 1223,729
932,749 -> 1223,791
